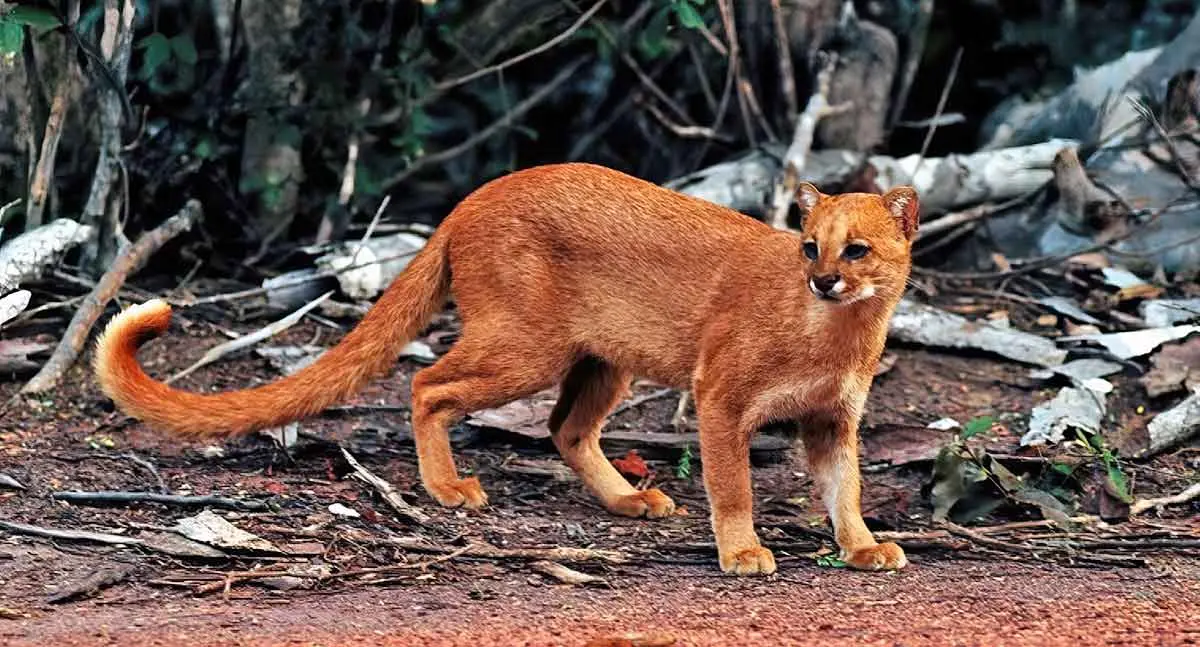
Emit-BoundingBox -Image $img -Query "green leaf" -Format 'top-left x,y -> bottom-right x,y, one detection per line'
815,554 -> 846,568
672,1 -> 704,29
170,34 -> 198,66
409,108 -> 434,136
6,6 -> 62,30
0,21 -> 23,57
1104,458 -> 1133,504
1051,462 -> 1075,476
636,6 -> 671,59
676,445 -> 694,479
960,416 -> 994,440
138,32 -> 171,77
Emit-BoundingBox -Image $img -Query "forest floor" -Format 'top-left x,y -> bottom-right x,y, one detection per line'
1,309 -> 1197,646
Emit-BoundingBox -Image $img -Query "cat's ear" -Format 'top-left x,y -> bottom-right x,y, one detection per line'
882,186 -> 919,241
795,182 -> 825,216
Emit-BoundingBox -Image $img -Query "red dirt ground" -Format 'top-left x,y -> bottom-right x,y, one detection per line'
2,315 -> 1197,646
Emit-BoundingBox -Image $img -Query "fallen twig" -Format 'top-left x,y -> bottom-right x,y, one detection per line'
167,290 -> 333,383
120,452 -> 167,493
530,560 -> 608,587
340,446 -> 432,526
52,491 -> 270,511
937,521 -> 1145,567
1130,482 -> 1200,515
610,388 -> 674,417
326,546 -> 474,581
0,519 -> 143,546
21,200 -> 203,394
874,530 -> 971,551
376,535 -> 629,564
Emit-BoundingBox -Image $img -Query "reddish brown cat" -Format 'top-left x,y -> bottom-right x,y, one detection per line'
94,163 -> 917,574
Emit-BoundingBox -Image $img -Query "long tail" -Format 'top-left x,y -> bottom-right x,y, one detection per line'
93,228 -> 452,439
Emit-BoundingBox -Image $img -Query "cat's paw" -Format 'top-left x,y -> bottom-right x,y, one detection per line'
719,545 -> 777,576
844,542 -> 907,571
608,488 -> 676,518
425,476 -> 489,509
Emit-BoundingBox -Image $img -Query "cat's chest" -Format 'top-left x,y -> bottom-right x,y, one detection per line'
743,366 -> 865,428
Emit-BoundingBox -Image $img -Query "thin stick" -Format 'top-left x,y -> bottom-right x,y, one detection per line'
610,388 -> 674,417
1130,482 -> 1200,515
121,452 -> 168,493
887,0 -> 934,130
21,200 -> 202,394
340,446 -> 432,526
640,98 -> 733,143
740,78 -> 778,142
916,190 -> 1036,241
1128,96 -> 1200,190
0,519 -> 144,546
51,491 -> 270,511
383,58 -> 587,191
25,0 -> 79,230
436,0 -> 607,92
348,194 -> 391,268
768,0 -> 798,126
167,290 -> 334,384
912,46 -> 963,178
716,0 -> 756,146
378,536 -> 629,564
175,248 -> 422,307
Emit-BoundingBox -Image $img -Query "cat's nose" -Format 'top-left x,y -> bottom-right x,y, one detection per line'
811,274 -> 842,295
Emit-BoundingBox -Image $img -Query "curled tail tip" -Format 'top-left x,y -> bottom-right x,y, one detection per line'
93,299 -> 174,376
103,298 -> 173,339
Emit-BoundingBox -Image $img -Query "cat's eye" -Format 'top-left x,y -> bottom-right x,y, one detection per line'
802,241 -> 819,260
842,243 -> 870,260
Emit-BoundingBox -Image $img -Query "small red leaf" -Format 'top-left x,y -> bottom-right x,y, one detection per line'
612,450 -> 650,479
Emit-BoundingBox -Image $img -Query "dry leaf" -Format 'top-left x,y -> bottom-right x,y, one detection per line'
1140,337 -> 1200,398
611,450 -> 650,479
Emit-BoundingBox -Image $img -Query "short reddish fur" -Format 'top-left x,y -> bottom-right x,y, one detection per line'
94,162 -> 918,575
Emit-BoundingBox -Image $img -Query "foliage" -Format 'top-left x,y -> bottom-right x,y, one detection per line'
0,5 -> 61,61
676,444 -> 694,479
814,553 -> 846,568
960,416 -> 994,440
